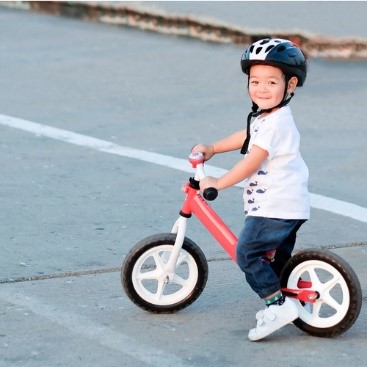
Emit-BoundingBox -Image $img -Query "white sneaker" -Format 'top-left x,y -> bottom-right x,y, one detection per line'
255,308 -> 266,320
248,298 -> 299,341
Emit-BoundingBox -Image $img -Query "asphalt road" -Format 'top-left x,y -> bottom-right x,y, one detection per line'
0,5 -> 366,367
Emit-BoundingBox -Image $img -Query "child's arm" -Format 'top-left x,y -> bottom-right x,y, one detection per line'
192,129 -> 246,161
199,145 -> 268,191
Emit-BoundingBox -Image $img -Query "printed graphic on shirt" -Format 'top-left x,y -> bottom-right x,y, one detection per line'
245,169 -> 268,214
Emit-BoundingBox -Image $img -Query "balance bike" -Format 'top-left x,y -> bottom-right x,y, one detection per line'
122,152 -> 362,337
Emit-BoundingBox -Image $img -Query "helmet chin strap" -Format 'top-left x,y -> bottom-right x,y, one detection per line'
240,91 -> 294,155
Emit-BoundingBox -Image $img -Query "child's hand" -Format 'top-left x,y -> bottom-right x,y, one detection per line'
199,176 -> 218,192
192,144 -> 215,161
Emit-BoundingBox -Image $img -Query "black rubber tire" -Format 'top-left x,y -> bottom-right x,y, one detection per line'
122,233 -> 208,313
280,249 -> 362,337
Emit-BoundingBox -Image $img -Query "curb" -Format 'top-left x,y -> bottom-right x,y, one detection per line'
3,1 -> 367,59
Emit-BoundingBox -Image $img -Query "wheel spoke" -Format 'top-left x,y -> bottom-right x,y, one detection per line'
154,279 -> 166,301
312,300 -> 323,318
137,269 -> 161,281
153,252 -> 166,271
160,251 -> 171,264
171,273 -> 187,287
322,275 -> 341,293
322,293 -> 343,312
308,268 -> 321,288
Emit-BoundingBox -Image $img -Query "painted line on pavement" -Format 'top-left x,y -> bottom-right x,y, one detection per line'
0,113 -> 366,223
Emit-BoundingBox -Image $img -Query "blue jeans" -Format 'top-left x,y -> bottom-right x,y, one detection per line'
236,216 -> 306,299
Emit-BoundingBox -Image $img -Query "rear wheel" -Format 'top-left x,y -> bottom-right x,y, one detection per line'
281,249 -> 362,337
122,233 -> 208,313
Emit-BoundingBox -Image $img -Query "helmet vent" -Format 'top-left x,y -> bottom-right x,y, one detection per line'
255,47 -> 263,54
265,45 -> 275,53
277,45 -> 286,52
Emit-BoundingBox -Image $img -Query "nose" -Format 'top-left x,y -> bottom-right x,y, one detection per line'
258,82 -> 268,93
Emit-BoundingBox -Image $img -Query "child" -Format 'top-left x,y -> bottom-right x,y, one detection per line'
192,38 -> 310,341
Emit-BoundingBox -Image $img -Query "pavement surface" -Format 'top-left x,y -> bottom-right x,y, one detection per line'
1,245 -> 366,367
0,3 -> 366,367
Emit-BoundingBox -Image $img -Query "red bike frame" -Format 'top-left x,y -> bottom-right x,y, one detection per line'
179,153 -> 318,304
180,181 -> 238,261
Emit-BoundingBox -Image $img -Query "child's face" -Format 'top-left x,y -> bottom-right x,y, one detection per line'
248,64 -> 296,111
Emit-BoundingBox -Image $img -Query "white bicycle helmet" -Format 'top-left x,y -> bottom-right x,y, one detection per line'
241,38 -> 307,86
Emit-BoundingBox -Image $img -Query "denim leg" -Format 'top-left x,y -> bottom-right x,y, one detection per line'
236,216 -> 306,299
270,220 -> 305,277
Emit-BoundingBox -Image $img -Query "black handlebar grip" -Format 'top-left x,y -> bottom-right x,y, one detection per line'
203,187 -> 218,201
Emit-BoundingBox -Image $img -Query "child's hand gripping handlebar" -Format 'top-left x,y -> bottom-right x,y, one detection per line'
188,152 -> 218,201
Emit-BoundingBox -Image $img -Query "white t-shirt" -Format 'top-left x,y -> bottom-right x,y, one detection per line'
243,106 -> 310,219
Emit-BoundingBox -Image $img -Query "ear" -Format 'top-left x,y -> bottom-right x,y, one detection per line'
287,76 -> 298,93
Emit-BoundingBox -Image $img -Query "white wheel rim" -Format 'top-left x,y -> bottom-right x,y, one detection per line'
287,260 -> 350,328
132,245 -> 199,306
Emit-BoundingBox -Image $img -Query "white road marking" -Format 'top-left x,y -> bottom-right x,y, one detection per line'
0,288 -> 187,367
0,113 -> 366,223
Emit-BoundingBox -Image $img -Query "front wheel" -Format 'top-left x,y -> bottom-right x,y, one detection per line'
280,249 -> 362,337
122,233 -> 208,313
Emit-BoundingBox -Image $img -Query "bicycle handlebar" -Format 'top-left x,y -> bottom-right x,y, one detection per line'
188,152 -> 218,201
203,187 -> 218,201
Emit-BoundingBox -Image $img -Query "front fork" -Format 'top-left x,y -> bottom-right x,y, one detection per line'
165,216 -> 187,274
